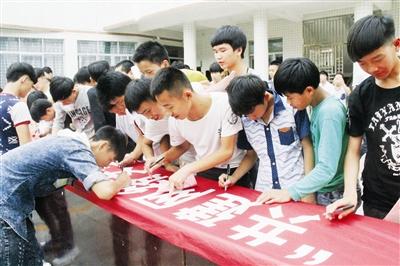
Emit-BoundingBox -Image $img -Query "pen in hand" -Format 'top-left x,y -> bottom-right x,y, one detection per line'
224,164 -> 231,191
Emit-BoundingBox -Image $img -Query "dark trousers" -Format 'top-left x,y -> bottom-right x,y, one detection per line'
35,189 -> 74,254
198,164 -> 257,189
0,219 -> 43,266
363,203 -> 388,219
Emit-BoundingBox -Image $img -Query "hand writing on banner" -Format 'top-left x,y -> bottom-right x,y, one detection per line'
144,154 -> 164,174
324,194 -> 357,220
218,174 -> 235,189
119,153 -> 139,167
168,167 -> 194,193
256,189 -> 292,204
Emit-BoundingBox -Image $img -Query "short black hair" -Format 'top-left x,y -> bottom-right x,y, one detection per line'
88,60 -> 110,82
124,78 -> 153,113
209,62 -> 223,73
170,60 -> 190,70
210,25 -> 247,58
226,75 -> 267,116
150,67 -> 192,99
347,15 -> 395,62
115,60 -> 134,74
50,76 -> 75,102
27,90 -> 48,109
319,70 -> 329,77
35,67 -> 46,79
92,126 -> 127,162
96,71 -> 131,111
30,99 -> 53,122
132,41 -> 169,64
6,62 -> 37,83
74,66 -> 91,84
42,66 -> 53,74
274,58 -> 320,94
270,60 -> 282,66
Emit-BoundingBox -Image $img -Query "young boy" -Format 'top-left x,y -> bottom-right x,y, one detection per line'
124,78 -> 195,171
50,76 -> 95,137
319,70 -> 335,95
0,62 -> 36,155
326,15 -> 400,219
29,97 -> 79,264
211,25 -> 258,77
34,67 -> 52,101
86,60 -> 115,131
0,126 -> 130,265
95,71 -> 143,163
256,58 -> 348,206
222,75 -> 314,202
132,41 -> 208,83
30,99 -> 55,123
150,67 -> 248,192
209,62 -> 224,84
115,59 -> 135,80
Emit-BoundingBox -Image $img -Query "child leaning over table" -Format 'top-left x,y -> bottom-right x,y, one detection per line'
256,58 -> 360,207
220,75 -> 315,203
0,126 -> 131,266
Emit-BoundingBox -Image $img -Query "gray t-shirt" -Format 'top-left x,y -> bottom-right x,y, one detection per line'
53,85 -> 94,137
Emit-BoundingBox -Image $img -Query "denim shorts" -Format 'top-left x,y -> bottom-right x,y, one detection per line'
0,219 -> 43,266
316,187 -> 362,207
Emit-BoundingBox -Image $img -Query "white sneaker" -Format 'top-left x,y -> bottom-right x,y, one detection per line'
42,260 -> 52,266
52,246 -> 80,266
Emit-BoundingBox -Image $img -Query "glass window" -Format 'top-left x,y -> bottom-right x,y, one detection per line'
0,37 -> 19,51
0,37 -> 64,87
44,39 -> 64,53
20,38 -> 42,52
119,42 -> 135,54
99,41 -> 118,54
77,40 -> 136,68
78,40 -> 97,54
248,38 -> 283,69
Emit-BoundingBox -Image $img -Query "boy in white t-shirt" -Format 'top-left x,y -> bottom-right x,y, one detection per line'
150,67 -> 249,192
124,78 -> 193,171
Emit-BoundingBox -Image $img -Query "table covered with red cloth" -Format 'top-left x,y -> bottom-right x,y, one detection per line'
67,164 -> 399,266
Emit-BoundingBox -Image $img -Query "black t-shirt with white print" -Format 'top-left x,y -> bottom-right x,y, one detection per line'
348,76 -> 400,213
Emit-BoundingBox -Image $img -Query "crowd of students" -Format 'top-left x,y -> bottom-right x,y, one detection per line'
0,14 -> 399,265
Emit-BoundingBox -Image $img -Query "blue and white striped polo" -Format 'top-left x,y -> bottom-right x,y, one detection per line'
238,92 -> 310,192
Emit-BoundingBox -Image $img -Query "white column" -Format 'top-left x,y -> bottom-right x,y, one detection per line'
392,0 -> 400,37
63,33 -> 78,79
352,1 -> 373,87
253,10 -> 268,81
183,22 -> 197,70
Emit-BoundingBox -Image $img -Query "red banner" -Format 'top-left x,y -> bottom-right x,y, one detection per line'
67,164 -> 400,265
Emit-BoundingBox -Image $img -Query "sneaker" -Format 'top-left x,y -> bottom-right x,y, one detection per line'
52,246 -> 80,266
42,260 -> 52,266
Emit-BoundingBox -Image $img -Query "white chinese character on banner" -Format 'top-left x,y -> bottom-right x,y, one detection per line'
173,193 -> 255,227
228,205 -> 332,265
132,189 -> 215,209
117,174 -> 168,195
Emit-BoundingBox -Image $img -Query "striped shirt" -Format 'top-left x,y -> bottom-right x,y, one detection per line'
238,92 -> 310,192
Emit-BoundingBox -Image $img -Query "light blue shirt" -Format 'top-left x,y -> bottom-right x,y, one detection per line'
288,96 -> 347,200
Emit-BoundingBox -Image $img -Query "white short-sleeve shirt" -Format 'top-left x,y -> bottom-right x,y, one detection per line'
168,92 -> 245,168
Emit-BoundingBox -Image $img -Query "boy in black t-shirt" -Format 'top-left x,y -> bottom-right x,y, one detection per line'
326,15 -> 400,220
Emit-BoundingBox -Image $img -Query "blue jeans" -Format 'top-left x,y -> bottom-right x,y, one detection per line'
0,219 -> 43,266
317,187 -> 362,207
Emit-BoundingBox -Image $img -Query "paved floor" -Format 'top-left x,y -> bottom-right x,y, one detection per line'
34,190 -> 215,266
